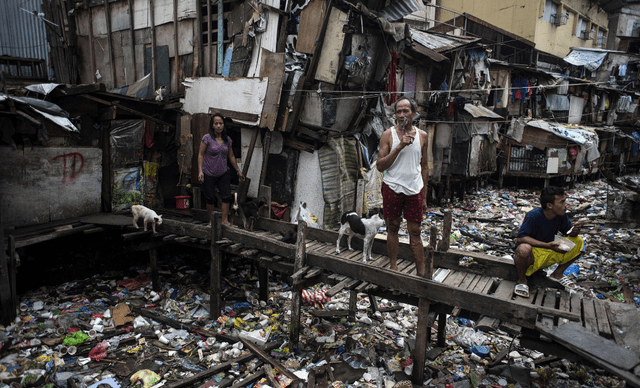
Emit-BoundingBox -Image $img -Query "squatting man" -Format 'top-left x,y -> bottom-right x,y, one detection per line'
513,186 -> 584,298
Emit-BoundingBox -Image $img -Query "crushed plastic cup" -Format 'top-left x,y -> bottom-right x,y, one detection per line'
67,346 -> 77,355
554,235 -> 575,252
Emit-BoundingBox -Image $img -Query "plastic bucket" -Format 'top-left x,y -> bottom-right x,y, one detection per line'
175,195 -> 190,209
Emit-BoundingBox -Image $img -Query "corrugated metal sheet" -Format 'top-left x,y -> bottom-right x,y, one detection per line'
464,104 -> 503,119
379,0 -> 425,22
0,0 -> 49,72
410,28 -> 480,53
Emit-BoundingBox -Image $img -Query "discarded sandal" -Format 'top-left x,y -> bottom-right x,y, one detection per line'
549,275 -> 577,290
514,283 -> 529,298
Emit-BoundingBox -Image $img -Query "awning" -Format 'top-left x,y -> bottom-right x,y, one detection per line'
410,28 -> 480,53
464,104 -> 503,119
563,49 -> 608,72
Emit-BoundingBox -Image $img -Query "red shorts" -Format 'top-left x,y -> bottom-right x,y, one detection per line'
381,182 -> 424,223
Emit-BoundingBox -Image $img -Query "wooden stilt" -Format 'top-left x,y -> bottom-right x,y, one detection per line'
9,236 -> 17,315
258,262 -> 269,301
368,293 -> 379,313
430,226 -> 437,249
150,244 -> 158,291
210,211 -> 222,319
0,211 -> 14,325
412,234 -> 435,383
290,215 -> 307,346
437,211 -> 452,252
348,290 -> 357,321
437,312 -> 447,347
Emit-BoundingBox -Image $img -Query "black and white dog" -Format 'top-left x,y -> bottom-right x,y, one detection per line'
336,211 -> 385,262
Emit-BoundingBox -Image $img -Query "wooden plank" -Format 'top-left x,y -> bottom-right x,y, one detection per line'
458,273 -> 478,291
540,289 -> 557,331
240,338 -> 300,384
471,276 -> 491,293
492,280 -> 516,300
558,290 -> 571,327
15,224 -> 97,248
593,298 -> 612,338
536,321 -> 640,371
296,0 -> 327,54
259,50 -> 285,130
314,6 -> 348,84
582,298 -> 598,334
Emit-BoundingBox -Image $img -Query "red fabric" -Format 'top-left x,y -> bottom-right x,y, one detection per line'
301,289 -> 330,305
270,202 -> 288,220
88,341 -> 110,361
117,273 -> 151,291
385,52 -> 398,105
448,101 -> 455,117
145,120 -> 154,148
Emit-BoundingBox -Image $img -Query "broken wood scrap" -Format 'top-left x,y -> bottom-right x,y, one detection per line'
162,341 -> 282,388
239,338 -> 299,384
263,364 -> 284,388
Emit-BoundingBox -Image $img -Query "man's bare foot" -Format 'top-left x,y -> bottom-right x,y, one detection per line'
390,265 -> 398,271
221,221 -> 230,226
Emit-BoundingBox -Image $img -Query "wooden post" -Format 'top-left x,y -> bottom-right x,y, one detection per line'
258,185 -> 271,219
437,312 -> 446,347
348,290 -> 357,321
149,243 -> 158,291
412,244 -> 434,384
259,130 -> 272,189
217,0 -> 223,74
258,262 -> 269,301
290,213 -> 307,346
150,0 -> 157,91
104,0 -> 116,87
87,6 -> 96,83
238,128 -> 260,204
437,211 -> 452,252
172,0 -> 179,94
0,210 -> 14,325
128,0 -> 137,81
210,211 -> 222,319
429,225 -> 437,249
8,236 -> 17,313
355,179 -> 365,216
207,0 -> 212,75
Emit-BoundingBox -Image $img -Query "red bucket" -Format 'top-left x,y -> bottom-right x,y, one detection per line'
175,195 -> 190,209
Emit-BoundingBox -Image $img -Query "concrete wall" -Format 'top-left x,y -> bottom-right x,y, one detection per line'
437,0 -> 609,58
0,147 -> 103,228
607,5 -> 640,50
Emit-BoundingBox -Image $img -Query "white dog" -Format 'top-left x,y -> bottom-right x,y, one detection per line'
132,205 -> 163,233
336,211 -> 385,262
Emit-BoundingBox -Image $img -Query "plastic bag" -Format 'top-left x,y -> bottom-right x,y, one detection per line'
453,327 -> 488,349
130,370 -> 161,388
88,341 -> 110,361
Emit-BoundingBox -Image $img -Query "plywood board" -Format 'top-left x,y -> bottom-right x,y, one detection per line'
296,0 -> 327,54
315,7 -> 348,84
259,49 -> 286,130
246,0 -> 279,77
0,147 -> 102,228
181,77 -> 268,127
91,6 -> 108,36
133,0 -> 197,30
110,0 -> 132,32
191,113 -> 211,179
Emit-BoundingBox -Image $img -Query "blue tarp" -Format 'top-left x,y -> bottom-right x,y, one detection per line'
563,49 -> 607,72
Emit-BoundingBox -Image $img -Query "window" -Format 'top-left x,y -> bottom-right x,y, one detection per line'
596,29 -> 605,47
577,17 -> 588,39
543,0 -> 558,24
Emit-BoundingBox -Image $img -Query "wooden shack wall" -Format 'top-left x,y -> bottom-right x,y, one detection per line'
74,0 -> 198,94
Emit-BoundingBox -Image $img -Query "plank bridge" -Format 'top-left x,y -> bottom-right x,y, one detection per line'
2,210 -> 639,386
153,211 -> 640,387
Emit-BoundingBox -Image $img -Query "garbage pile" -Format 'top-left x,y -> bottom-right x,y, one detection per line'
1,177 -> 638,388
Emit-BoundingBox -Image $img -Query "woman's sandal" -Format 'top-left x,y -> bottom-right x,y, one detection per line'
514,283 -> 529,298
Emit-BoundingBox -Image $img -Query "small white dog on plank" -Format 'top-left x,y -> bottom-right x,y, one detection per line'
336,211 -> 385,262
132,205 -> 163,233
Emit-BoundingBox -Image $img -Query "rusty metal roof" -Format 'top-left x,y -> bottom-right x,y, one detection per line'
409,28 -> 480,53
464,104 -> 503,119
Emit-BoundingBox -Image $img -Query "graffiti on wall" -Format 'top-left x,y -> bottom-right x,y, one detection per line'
52,152 -> 84,183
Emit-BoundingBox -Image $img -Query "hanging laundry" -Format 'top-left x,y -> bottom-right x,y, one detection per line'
385,52 -> 398,105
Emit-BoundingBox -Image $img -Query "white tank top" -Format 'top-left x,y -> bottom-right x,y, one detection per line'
382,126 -> 423,195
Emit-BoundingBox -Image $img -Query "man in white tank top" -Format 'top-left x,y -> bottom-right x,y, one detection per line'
377,97 -> 429,276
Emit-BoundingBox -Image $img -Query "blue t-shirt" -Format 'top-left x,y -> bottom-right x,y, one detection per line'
517,207 -> 572,243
